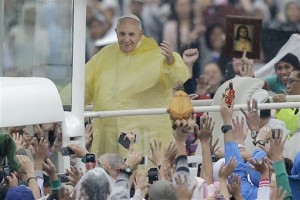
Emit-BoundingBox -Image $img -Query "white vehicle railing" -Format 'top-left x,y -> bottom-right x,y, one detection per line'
84,100 -> 300,118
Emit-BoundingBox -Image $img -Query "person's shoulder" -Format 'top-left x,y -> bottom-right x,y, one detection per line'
102,43 -> 119,52
265,74 -> 277,82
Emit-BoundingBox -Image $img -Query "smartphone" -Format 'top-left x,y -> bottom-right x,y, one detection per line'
86,153 -> 96,163
2,165 -> 11,177
57,173 -> 69,183
118,132 -> 138,149
86,153 -> 96,170
148,167 -> 159,184
61,147 -> 75,156
139,156 -> 148,165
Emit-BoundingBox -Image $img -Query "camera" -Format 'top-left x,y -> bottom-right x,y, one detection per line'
57,173 -> 69,183
61,147 -> 75,156
86,153 -> 96,163
86,153 -> 96,170
2,165 -> 11,177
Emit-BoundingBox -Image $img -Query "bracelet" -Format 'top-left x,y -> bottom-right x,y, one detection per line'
27,177 -> 37,183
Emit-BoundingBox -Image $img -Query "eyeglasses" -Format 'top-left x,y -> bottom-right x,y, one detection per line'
287,78 -> 300,85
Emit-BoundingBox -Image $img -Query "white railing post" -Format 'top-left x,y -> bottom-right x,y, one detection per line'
0,0 -> 4,76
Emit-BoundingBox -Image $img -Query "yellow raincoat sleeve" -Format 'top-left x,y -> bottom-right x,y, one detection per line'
160,51 -> 189,89
85,52 -> 101,105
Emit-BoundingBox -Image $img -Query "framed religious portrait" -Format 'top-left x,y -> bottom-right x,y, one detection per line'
225,16 -> 262,59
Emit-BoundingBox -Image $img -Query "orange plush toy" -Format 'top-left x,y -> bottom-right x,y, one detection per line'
167,90 -> 194,121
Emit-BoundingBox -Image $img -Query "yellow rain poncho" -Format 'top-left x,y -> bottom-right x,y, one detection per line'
85,36 -> 189,157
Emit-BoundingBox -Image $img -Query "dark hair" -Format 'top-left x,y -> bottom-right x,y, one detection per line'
276,53 -> 300,69
235,25 -> 251,41
260,109 -> 271,118
205,23 -> 224,50
284,157 -> 294,175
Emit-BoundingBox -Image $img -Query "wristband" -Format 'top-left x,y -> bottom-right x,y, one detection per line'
238,144 -> 245,148
27,177 -> 37,183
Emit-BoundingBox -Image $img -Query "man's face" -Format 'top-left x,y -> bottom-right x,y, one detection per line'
286,70 -> 300,95
275,61 -> 294,85
115,18 -> 143,53
239,27 -> 247,39
98,159 -> 119,180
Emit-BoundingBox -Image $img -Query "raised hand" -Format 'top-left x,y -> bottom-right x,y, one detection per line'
210,137 -> 220,155
174,174 -> 197,200
232,116 -> 247,144
240,99 -> 260,132
6,172 -> 19,187
32,137 -> 49,170
159,163 -> 174,182
240,50 -> 254,77
149,139 -> 163,166
16,155 -> 35,179
269,133 -> 287,162
218,157 -> 237,179
160,41 -> 174,65
172,118 -> 195,144
52,123 -> 62,152
183,48 -> 199,66
162,142 -> 177,166
220,98 -> 234,125
12,132 -> 27,151
122,131 -> 137,153
34,125 -> 44,139
227,174 -> 242,200
125,152 -> 143,170
198,114 -> 215,144
67,143 -> 89,158
43,158 -> 57,180
65,165 -> 83,187
134,171 -> 150,190
249,157 -> 269,178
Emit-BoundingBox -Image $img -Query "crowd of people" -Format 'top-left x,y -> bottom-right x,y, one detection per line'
1,0 -> 300,200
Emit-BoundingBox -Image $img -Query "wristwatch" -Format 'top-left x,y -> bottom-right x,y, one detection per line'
221,125 -> 232,133
120,166 -> 133,176
251,130 -> 258,138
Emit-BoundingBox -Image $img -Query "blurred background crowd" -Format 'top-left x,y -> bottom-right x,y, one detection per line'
1,0 -> 300,199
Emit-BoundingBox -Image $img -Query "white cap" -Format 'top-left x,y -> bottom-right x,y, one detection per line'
117,14 -> 141,24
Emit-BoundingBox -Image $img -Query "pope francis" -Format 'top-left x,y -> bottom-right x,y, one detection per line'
85,14 -> 189,157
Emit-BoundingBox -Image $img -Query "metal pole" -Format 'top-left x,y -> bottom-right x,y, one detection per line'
84,102 -> 300,118
0,0 -> 4,76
